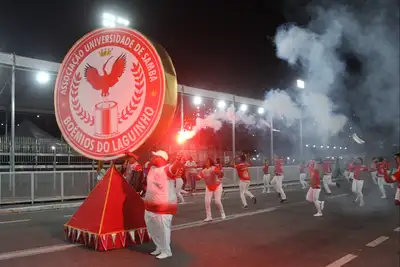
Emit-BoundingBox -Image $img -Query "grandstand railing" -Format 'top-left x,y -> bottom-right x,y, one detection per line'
0,166 -> 310,205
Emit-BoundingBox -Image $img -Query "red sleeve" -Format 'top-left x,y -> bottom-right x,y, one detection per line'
393,170 -> 400,182
164,165 -> 177,179
199,170 -> 204,178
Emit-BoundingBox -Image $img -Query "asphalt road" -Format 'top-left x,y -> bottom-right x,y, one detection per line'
0,180 -> 398,267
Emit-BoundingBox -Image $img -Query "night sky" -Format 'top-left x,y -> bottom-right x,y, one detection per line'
0,0 -> 304,99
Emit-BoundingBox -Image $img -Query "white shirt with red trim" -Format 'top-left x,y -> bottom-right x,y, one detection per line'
144,164 -> 178,215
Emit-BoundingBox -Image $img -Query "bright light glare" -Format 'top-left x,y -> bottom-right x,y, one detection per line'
313,145 -> 316,148
257,107 -> 265,114
296,79 -> 305,89
321,146 -> 324,148
102,12 -> 129,28
51,146 -> 56,150
177,130 -> 195,144
344,147 -> 347,149
327,146 -> 330,148
217,100 -> 226,109
305,144 -> 309,147
36,71 -> 50,84
240,104 -> 247,112
193,96 -> 202,106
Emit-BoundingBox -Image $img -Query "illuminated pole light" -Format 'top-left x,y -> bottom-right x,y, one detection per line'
326,146 -> 330,149
217,100 -> 226,109
305,144 -> 309,147
36,71 -> 50,84
320,145 -> 324,148
51,146 -> 56,150
102,12 -> 129,28
240,104 -> 247,112
313,145 -> 316,148
344,147 -> 347,150
333,146 -> 336,149
193,96 -> 202,106
296,79 -> 305,89
339,147 -> 342,150
257,107 -> 265,114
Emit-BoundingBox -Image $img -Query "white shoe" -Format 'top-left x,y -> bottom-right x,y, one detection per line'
221,214 -> 226,220
313,212 -> 323,217
156,252 -> 172,259
360,202 -> 365,207
320,201 -> 325,211
150,249 -> 161,256
204,217 -> 213,222
381,196 -> 387,199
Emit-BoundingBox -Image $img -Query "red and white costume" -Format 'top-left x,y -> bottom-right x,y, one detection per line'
144,151 -> 178,259
271,158 -> 287,201
376,161 -> 387,198
175,167 -> 185,203
306,168 -> 324,216
322,160 -> 336,194
369,160 -> 378,184
383,165 -> 400,205
299,163 -> 308,189
351,163 -> 368,206
198,166 -> 226,221
347,162 -> 355,180
262,162 -> 272,193
235,162 -> 255,207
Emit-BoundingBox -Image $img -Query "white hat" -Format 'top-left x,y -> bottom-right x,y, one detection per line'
152,150 -> 169,161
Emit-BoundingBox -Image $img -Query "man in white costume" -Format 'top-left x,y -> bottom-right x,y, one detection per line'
144,150 -> 182,260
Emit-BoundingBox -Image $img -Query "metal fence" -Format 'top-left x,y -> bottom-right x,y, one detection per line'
0,165 -> 309,205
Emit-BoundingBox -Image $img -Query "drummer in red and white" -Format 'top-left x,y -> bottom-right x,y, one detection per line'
271,155 -> 287,203
376,157 -> 388,199
262,159 -> 272,193
322,159 -> 340,194
233,154 -> 256,209
383,152 -> 400,205
351,158 -> 368,207
306,160 -> 325,217
197,158 -> 226,222
215,158 -> 226,197
299,161 -> 308,189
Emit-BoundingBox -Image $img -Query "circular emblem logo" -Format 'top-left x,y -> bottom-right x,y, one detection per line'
54,28 -> 165,160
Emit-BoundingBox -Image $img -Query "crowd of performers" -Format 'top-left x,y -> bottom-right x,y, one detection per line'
95,151 -> 400,260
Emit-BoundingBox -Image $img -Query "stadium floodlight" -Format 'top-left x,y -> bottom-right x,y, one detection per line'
217,100 -> 226,109
296,79 -> 305,89
193,96 -> 202,106
240,104 -> 248,112
257,107 -> 265,114
102,12 -> 129,28
36,71 -> 50,84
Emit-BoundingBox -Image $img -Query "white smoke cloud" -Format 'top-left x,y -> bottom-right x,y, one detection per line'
275,0 -> 399,144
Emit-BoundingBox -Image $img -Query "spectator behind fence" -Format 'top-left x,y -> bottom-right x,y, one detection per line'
185,157 -> 198,192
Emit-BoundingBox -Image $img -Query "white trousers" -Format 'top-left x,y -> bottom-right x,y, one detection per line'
351,179 -> 364,204
370,171 -> 377,184
271,175 -> 287,200
377,177 -> 387,198
205,184 -> 225,219
239,180 -> 254,206
144,210 -> 173,255
175,178 -> 184,203
262,174 -> 271,192
299,173 -> 308,188
306,188 -> 322,213
322,174 -> 335,194
395,188 -> 400,201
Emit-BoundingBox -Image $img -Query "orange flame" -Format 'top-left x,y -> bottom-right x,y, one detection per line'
177,130 -> 196,144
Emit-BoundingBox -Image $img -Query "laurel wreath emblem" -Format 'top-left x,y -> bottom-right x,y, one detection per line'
70,61 -> 145,126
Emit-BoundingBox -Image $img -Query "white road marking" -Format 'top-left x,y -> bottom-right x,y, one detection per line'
0,219 -> 31,225
394,227 -> 400,232
327,193 -> 349,199
0,244 -> 80,261
365,236 -> 389,247
172,207 -> 277,231
325,254 -> 358,267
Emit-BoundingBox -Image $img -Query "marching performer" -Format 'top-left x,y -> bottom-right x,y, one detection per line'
197,158 -> 226,222
383,157 -> 394,188
322,159 -> 340,194
215,158 -> 226,197
369,157 -> 378,184
306,161 -> 325,217
347,160 -> 355,181
233,154 -> 256,209
262,159 -> 272,193
299,162 -> 308,189
383,152 -> 400,205
351,158 -> 368,207
144,150 -> 182,260
175,160 -> 186,204
376,158 -> 388,199
271,155 -> 287,203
